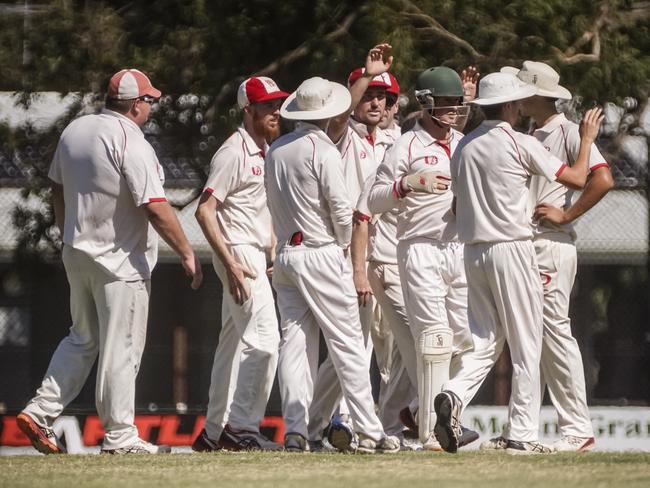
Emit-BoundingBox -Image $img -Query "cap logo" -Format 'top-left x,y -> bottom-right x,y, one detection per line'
259,77 -> 279,93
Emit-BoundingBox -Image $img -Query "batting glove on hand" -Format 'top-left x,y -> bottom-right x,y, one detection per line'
402,170 -> 451,194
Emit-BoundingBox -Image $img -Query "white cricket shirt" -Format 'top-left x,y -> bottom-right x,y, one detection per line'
528,113 -> 609,240
368,122 -> 462,243
265,122 -> 353,248
48,109 -> 166,280
451,120 -> 566,244
204,126 -> 272,249
337,118 -> 392,205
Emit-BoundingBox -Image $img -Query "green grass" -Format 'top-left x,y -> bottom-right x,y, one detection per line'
2,452 -> 649,488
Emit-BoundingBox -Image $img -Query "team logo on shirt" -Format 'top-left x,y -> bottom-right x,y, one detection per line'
252,166 -> 263,176
544,146 -> 551,152
360,151 -> 367,159
424,155 -> 438,166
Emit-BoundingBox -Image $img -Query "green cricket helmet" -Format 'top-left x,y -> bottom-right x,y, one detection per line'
415,66 -> 464,105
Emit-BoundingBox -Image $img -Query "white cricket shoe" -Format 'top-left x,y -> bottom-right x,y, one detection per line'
423,432 -> 443,451
479,435 -> 508,450
505,440 -> 555,455
357,434 -> 400,454
101,438 -> 171,455
553,436 -> 595,452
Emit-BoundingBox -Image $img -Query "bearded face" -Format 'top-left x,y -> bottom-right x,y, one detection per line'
250,99 -> 283,143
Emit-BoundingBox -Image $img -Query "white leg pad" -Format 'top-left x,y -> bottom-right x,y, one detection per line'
417,326 -> 452,442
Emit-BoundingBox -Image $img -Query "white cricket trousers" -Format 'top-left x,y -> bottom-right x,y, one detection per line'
535,237 -> 593,438
368,262 -> 418,436
204,245 -> 279,439
273,244 -> 385,442
23,246 -> 150,449
445,240 -> 544,442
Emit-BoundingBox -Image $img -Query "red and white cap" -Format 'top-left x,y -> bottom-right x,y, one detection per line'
347,68 -> 391,89
386,73 -> 400,97
108,69 -> 161,100
237,76 -> 289,109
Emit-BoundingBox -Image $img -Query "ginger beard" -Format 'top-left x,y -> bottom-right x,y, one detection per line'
250,99 -> 283,143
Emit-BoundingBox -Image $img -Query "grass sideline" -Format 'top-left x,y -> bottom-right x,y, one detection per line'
1,451 -> 649,488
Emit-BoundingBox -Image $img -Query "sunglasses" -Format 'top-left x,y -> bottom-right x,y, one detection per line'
137,96 -> 157,105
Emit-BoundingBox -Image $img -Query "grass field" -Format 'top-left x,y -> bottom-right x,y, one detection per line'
1,451 -> 649,488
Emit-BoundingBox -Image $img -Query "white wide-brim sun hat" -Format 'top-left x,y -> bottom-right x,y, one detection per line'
501,61 -> 572,100
280,77 -> 351,120
470,72 -> 538,106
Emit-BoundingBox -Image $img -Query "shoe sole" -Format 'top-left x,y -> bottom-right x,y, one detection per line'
16,413 -> 63,455
433,394 -> 458,454
505,448 -> 551,456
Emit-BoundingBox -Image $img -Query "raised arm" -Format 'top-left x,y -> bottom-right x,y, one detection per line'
555,108 -> 604,189
327,43 -> 393,143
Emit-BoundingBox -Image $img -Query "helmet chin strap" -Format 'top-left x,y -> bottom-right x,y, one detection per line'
428,109 -> 455,129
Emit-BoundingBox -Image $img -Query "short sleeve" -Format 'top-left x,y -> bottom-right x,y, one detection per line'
562,123 -> 609,171
122,139 -> 166,206
520,134 -> 566,182
204,145 -> 241,203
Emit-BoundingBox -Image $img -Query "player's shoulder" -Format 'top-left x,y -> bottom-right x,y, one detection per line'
390,129 -> 419,152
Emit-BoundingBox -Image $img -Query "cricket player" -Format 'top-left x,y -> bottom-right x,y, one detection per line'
434,71 -> 604,455
306,44 -> 396,448
368,66 -> 475,450
266,59 -> 399,453
379,73 -> 402,142
192,76 -> 288,452
479,61 -> 612,452
17,69 -> 202,455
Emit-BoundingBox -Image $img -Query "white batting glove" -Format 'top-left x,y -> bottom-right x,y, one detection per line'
401,170 -> 451,194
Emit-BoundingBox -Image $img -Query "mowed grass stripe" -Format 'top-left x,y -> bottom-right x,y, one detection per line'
1,451 -> 649,488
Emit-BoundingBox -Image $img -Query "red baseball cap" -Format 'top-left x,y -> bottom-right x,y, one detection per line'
237,76 -> 289,109
347,68 -> 391,89
386,73 -> 400,97
108,69 -> 161,100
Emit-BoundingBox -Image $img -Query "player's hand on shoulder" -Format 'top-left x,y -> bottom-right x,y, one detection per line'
533,202 -> 568,226
579,107 -> 604,143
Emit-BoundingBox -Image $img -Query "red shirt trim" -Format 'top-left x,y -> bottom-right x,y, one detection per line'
499,127 -> 525,171
353,210 -> 371,222
555,163 -> 567,178
148,197 -> 167,203
204,188 -> 214,194
590,163 -> 609,172
435,141 -> 451,160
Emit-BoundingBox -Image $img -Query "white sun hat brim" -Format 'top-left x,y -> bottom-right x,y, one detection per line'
280,81 -> 351,120
500,65 -> 572,100
470,77 -> 537,106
